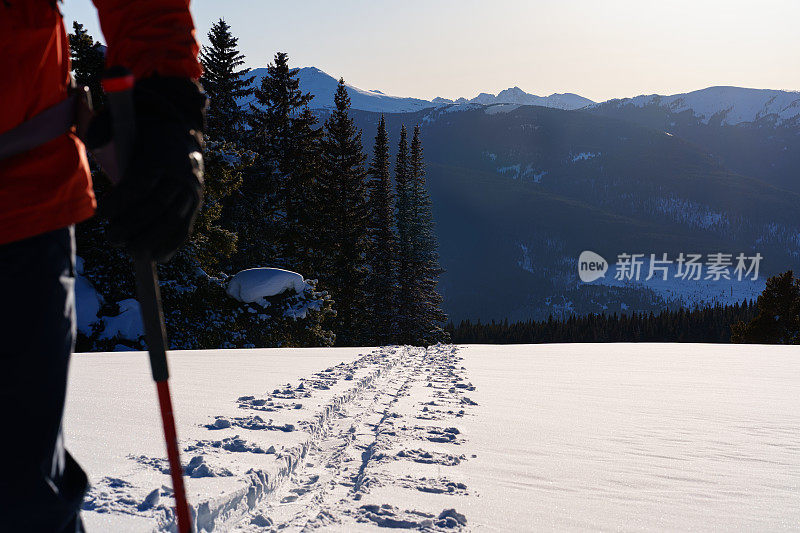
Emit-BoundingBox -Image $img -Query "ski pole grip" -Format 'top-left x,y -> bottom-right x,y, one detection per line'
134,253 -> 170,382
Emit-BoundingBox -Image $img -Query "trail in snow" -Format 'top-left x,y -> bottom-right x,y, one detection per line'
233,345 -> 474,532
80,345 -> 474,531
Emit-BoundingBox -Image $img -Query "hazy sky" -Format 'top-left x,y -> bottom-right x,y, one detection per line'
61,0 -> 800,103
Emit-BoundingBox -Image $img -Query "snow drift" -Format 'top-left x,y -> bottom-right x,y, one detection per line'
226,268 -> 310,304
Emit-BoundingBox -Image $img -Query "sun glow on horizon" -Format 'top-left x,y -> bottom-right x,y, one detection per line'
61,0 -> 800,103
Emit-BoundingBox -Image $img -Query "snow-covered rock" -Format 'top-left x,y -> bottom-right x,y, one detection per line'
226,268 -> 310,304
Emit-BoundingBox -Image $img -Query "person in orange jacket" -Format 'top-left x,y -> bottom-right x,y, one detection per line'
0,1 -> 205,530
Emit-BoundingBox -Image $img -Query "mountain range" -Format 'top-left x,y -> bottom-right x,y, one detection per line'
243,67 -> 595,112
243,66 -> 800,321
433,87 -> 594,110
245,66 -> 800,123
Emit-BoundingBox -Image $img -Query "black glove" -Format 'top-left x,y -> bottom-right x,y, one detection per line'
99,75 -> 206,263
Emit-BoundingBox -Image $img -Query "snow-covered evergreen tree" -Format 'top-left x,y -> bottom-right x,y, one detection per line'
317,79 -> 371,345
365,116 -> 399,344
70,25 -> 331,351
161,269 -> 335,350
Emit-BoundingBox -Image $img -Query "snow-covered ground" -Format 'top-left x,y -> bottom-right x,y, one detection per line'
65,344 -> 800,531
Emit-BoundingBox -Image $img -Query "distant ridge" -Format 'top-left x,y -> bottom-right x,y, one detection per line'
242,66 -> 595,113
592,86 -> 800,126
421,87 -> 594,110
242,67 -> 800,126
243,67 -> 434,113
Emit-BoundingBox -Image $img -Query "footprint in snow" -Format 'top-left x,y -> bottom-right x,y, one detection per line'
400,475 -> 469,495
351,504 -> 467,530
128,454 -> 233,478
185,435 -> 274,454
396,449 -> 465,466
205,414 -> 295,432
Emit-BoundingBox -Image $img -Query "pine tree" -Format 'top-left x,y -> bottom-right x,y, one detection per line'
68,27 -> 333,351
394,125 -> 416,343
199,19 -> 253,141
317,79 -> 371,345
194,20 -> 253,273
365,116 -> 399,344
70,21 -> 133,352
242,52 -> 322,274
732,271 -> 800,344
387,124 -> 448,346
68,22 -> 105,106
187,146 -> 246,274
408,125 -> 448,344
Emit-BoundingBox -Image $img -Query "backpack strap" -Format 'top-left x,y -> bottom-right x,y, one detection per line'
0,84 -> 92,162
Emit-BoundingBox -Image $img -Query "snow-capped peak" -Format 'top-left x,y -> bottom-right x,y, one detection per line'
243,67 -> 435,113
243,67 -> 597,114
599,86 -> 800,126
463,87 -> 595,110
496,86 -> 528,99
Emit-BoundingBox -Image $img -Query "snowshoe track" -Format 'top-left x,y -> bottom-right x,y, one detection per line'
233,344 -> 475,532
82,345 -> 475,531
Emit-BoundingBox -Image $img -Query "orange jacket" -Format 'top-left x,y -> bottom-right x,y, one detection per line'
0,0 -> 201,245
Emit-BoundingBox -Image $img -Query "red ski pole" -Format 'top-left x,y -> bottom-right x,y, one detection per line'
134,254 -> 193,533
101,69 -> 192,531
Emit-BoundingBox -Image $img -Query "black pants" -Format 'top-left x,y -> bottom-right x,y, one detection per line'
0,226 -> 87,532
